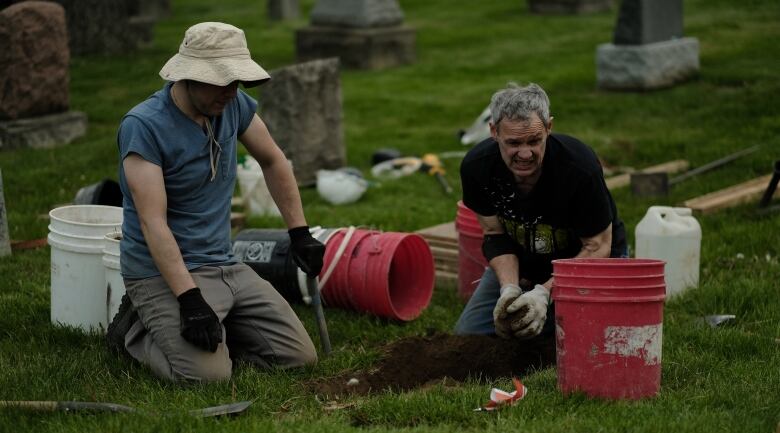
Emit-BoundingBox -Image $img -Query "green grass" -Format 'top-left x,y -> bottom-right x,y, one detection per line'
1,0 -> 779,431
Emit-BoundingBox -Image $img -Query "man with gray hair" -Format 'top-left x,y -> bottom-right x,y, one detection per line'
107,22 -> 323,382
455,83 -> 627,340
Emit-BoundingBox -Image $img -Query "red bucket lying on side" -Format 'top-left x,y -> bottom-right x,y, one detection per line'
552,258 -> 666,400
319,228 -> 435,321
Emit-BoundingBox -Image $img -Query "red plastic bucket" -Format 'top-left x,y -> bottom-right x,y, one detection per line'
319,228 -> 435,321
455,201 -> 487,301
320,229 -> 373,309
552,258 -> 666,400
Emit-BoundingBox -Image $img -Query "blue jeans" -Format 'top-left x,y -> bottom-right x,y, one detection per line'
454,267 -> 556,338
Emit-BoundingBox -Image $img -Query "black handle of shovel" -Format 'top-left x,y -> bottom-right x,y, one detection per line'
307,277 -> 332,356
758,160 -> 780,208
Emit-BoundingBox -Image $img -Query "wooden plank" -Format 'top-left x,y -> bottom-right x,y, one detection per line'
416,221 -> 457,242
423,236 -> 458,251
683,174 -> 775,214
434,269 -> 458,288
430,246 -> 458,261
605,159 -> 689,190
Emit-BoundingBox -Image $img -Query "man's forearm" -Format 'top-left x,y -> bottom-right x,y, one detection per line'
261,158 -> 307,229
489,254 -> 520,288
140,218 -> 196,296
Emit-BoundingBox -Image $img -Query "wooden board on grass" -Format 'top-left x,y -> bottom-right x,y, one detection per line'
605,159 -> 689,190
683,174 -> 775,214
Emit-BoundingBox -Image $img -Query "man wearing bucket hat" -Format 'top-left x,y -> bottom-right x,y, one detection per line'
107,22 -> 324,382
455,83 -> 627,341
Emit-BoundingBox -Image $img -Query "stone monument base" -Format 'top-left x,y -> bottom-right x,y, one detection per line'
596,37 -> 700,90
0,111 -> 87,150
528,0 -> 612,14
296,25 -> 415,70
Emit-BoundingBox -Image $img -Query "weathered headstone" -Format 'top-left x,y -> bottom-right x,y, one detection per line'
296,0 -> 415,70
0,1 -> 69,120
0,1 -> 87,150
137,0 -> 170,21
613,0 -> 682,44
48,0 -> 155,55
259,58 -> 345,186
528,0 -> 612,14
268,0 -> 299,21
596,0 -> 699,90
0,169 -> 10,257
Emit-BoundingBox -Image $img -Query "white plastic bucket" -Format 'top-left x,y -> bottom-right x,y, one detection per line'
635,206 -> 701,299
48,205 -> 123,332
103,232 -> 125,326
236,157 -> 281,217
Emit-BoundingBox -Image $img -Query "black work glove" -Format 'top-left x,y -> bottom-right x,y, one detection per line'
177,288 -> 223,353
288,226 -> 325,277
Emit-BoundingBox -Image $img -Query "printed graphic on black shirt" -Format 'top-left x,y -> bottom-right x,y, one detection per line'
485,178 -> 574,256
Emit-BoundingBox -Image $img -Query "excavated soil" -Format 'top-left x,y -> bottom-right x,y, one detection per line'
311,333 -> 556,397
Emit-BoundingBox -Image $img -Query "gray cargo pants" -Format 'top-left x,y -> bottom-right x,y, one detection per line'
123,262 -> 317,382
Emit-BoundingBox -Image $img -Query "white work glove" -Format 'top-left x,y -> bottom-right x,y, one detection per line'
506,284 -> 550,339
493,284 -> 522,339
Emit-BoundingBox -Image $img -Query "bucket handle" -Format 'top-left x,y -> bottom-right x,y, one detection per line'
317,226 -> 357,291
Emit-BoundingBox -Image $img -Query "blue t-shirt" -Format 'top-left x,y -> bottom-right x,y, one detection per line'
117,82 -> 258,278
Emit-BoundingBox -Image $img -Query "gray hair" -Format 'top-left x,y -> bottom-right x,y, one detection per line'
489,82 -> 551,127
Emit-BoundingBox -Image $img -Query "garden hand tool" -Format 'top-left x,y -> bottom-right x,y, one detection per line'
420,153 -> 453,195
0,400 -> 253,417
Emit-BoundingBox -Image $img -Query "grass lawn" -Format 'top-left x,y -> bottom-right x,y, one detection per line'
1,0 -> 779,431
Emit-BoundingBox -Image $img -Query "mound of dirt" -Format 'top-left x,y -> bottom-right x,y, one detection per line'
311,333 -> 555,397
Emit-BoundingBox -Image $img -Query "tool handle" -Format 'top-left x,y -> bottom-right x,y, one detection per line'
0,401 -> 135,413
0,401 -> 58,411
307,277 -> 332,356
758,160 -> 780,208
435,173 -> 453,194
670,145 -> 759,185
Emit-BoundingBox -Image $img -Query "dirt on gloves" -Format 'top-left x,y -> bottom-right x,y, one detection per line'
495,303 -> 531,335
310,332 -> 555,397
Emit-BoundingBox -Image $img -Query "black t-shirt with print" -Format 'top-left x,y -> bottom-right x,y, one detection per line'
460,133 -> 627,283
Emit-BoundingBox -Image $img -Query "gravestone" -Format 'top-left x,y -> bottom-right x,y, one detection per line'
137,0 -> 170,21
49,0 -> 155,55
0,1 -> 87,150
259,58 -> 345,186
596,0 -> 699,90
268,0 -> 299,21
528,0 -> 612,14
0,169 -> 9,257
296,0 -> 415,70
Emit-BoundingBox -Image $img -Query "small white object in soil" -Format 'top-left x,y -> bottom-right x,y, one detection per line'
346,378 -> 359,386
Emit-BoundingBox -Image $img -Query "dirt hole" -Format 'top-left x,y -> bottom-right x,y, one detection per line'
311,333 -> 555,397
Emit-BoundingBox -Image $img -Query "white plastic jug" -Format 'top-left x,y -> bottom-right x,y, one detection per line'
635,206 -> 701,299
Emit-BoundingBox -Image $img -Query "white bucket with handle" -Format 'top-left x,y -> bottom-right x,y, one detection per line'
48,205 -> 122,332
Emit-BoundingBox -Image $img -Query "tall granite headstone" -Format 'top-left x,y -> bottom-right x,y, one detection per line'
528,0 -> 612,14
0,169 -> 10,257
268,0 -> 299,21
0,1 -> 87,150
596,0 -> 699,90
259,58 -> 345,186
296,0 -> 415,70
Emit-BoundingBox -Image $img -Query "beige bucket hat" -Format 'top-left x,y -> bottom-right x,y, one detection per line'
159,22 -> 270,88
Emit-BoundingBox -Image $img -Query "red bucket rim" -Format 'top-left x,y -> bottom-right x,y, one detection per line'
552,258 -> 665,267
554,273 -> 666,280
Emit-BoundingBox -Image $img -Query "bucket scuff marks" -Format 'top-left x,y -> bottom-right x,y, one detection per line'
603,324 -> 662,365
